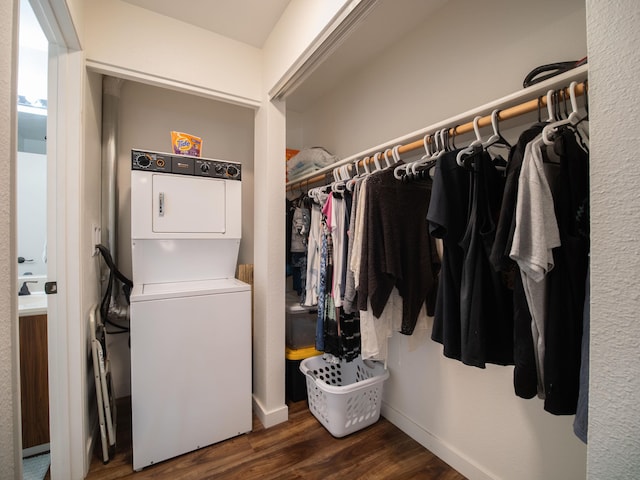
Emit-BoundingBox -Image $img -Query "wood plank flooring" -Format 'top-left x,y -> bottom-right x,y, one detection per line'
85,397 -> 466,480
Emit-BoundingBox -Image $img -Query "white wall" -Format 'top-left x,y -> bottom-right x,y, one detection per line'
247,0 -> 363,427
0,0 -> 21,477
83,0 -> 262,106
263,0 -> 355,90
82,68 -> 104,468
291,0 -> 588,479
586,1 -> 640,478
110,79 -> 255,398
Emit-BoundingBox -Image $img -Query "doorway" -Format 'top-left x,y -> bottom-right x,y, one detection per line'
17,0 -> 50,474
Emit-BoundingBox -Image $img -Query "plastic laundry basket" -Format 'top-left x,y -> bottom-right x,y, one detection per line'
299,355 -> 389,438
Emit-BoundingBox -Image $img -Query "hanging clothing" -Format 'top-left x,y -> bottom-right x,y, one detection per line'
343,179 -> 363,314
510,136 -> 561,396
360,289 -> 402,361
350,177 -> 369,297
315,226 -> 328,352
458,148 -> 513,368
491,123 -> 545,398
543,126 -> 589,415
340,190 -> 353,302
428,150 -> 470,360
330,192 -> 347,308
356,165 -> 439,335
304,194 -> 325,307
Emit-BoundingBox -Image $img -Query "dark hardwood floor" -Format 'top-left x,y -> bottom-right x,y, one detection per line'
85,397 -> 466,480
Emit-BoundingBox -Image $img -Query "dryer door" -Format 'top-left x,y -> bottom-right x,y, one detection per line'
152,174 -> 226,233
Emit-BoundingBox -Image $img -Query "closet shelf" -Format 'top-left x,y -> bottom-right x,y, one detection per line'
286,63 -> 588,191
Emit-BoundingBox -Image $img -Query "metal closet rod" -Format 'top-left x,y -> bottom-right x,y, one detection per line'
286,66 -> 588,192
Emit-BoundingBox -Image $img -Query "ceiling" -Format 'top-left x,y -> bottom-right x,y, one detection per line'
285,0 -> 447,112
121,0 -> 292,48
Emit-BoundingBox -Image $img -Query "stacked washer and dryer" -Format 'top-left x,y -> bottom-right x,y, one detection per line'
129,149 -> 252,471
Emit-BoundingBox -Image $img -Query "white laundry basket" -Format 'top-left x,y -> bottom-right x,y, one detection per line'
299,355 -> 389,438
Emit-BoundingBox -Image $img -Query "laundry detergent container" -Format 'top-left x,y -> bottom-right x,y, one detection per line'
300,355 -> 389,437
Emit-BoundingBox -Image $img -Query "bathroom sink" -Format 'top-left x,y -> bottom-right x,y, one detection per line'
18,292 -> 47,316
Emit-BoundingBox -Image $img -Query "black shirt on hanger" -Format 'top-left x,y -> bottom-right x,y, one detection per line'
427,150 -> 469,360
490,123 -> 545,398
458,148 -> 513,368
544,126 -> 589,415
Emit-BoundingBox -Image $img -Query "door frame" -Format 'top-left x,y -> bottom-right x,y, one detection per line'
27,0 -> 84,478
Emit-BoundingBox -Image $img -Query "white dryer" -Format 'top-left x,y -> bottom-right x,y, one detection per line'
129,150 -> 251,471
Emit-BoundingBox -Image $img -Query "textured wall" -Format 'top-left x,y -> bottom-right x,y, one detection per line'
0,0 -> 20,477
586,1 -> 640,478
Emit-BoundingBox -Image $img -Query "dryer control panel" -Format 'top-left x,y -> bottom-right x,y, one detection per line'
132,149 -> 241,180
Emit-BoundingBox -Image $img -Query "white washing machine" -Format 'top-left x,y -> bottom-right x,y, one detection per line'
129,150 -> 251,471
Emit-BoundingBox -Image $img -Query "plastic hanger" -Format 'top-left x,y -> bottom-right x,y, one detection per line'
482,109 -> 511,149
330,165 -> 349,193
392,144 -> 407,179
392,145 -> 402,163
330,167 -> 341,193
410,132 -> 441,177
456,116 -> 483,167
542,81 -> 581,145
397,135 -> 427,179
346,159 -> 360,191
435,128 -> 449,158
545,89 -> 556,122
409,134 -> 435,176
383,149 -> 393,168
372,152 -> 383,172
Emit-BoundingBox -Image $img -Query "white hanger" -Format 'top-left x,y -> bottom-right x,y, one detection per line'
330,165 -> 349,193
371,152 -> 383,172
346,159 -> 360,191
362,157 -> 371,175
395,138 -> 422,179
362,156 -> 371,175
542,82 -> 581,145
409,133 -> 436,176
433,128 -> 449,159
392,145 -> 402,163
307,185 -> 324,202
545,89 -> 556,123
392,144 -> 407,179
383,149 -> 393,168
330,167 -> 341,192
456,116 -> 483,167
481,110 -> 502,148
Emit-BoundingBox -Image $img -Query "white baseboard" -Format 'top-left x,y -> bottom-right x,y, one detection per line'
252,395 -> 289,429
381,402 -> 497,480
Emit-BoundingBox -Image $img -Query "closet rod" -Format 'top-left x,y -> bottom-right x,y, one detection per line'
286,64 -> 588,192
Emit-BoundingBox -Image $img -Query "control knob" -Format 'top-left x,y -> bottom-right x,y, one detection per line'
214,164 -> 225,175
200,163 -> 210,173
135,154 -> 152,168
226,165 -> 239,178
